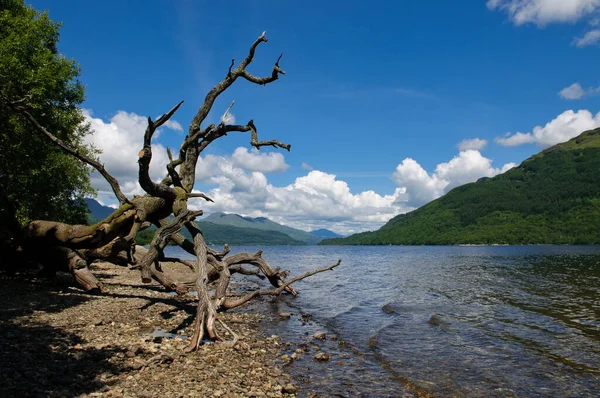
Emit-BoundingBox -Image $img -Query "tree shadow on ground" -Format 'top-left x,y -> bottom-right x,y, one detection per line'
0,276 -> 127,397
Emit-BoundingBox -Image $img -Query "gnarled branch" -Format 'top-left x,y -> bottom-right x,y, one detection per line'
222,259 -> 341,310
4,102 -> 130,205
225,120 -> 291,151
138,101 -> 183,199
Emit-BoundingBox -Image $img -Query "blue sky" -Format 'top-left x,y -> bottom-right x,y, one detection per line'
30,0 -> 600,234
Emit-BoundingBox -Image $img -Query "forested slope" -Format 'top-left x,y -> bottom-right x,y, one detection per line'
321,128 -> 600,245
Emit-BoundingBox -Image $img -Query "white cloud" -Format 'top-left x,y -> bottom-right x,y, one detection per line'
83,110 -> 170,203
231,147 -> 289,173
495,109 -> 600,147
164,120 -> 184,132
487,0 -> 600,26
83,109 -> 517,235
192,168 -> 410,235
573,28 -> 600,46
392,159 -> 447,207
392,150 -> 514,207
559,82 -> 600,99
559,83 -> 586,99
301,162 -> 314,170
458,138 -> 488,151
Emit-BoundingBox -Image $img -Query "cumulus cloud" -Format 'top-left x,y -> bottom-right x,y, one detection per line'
495,109 -> 600,148
458,138 -> 488,151
559,82 -> 600,99
83,110 -> 170,203
230,147 -> 288,173
392,150 -> 514,207
488,0 -> 600,48
83,109 -> 517,235
192,168 -> 409,234
487,0 -> 600,26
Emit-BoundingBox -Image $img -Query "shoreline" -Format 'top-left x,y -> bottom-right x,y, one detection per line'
0,262 -> 298,398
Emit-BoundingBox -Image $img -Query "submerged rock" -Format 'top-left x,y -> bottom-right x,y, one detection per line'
381,303 -> 397,315
312,331 -> 326,340
427,312 -> 449,327
314,353 -> 330,361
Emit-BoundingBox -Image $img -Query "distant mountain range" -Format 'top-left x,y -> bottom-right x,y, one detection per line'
321,128 -> 600,245
204,212 -> 322,244
310,228 -> 344,239
84,200 -> 340,245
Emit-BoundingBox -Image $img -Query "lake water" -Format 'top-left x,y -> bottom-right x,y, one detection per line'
165,245 -> 600,397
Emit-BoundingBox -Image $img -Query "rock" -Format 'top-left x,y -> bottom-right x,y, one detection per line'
314,353 -> 330,361
381,303 -> 397,315
277,312 -> 291,319
279,354 -> 289,361
282,384 -> 297,394
234,342 -> 250,351
312,331 -> 326,340
125,350 -> 136,358
427,312 -> 449,326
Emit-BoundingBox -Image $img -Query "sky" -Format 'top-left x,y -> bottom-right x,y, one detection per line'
29,0 -> 600,234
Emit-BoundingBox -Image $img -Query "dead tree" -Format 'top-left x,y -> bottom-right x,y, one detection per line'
3,33 -> 340,350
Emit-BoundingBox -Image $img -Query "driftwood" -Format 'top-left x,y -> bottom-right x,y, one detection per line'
2,33 -> 340,351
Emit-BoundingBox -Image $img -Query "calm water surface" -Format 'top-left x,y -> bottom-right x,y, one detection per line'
167,245 -> 600,397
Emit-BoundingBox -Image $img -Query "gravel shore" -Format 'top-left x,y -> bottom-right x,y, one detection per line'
0,262 -> 299,398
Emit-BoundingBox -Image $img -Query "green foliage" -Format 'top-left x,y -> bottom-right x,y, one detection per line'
0,0 -> 95,229
322,129 -> 600,246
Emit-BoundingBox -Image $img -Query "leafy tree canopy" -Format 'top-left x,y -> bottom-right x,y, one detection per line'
0,0 -> 95,233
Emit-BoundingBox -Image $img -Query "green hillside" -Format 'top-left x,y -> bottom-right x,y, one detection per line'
321,128 -> 600,245
85,200 -> 305,246
136,221 -> 305,246
204,212 -> 321,244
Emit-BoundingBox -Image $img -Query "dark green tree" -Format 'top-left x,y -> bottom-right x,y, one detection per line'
0,0 -> 95,236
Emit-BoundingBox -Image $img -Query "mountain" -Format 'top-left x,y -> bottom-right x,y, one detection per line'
85,199 -> 305,246
204,212 -> 322,244
191,222 -> 304,246
84,198 -> 115,222
321,128 -> 600,245
310,229 -> 343,239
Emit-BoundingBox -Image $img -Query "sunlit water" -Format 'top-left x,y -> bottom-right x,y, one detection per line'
165,245 -> 600,397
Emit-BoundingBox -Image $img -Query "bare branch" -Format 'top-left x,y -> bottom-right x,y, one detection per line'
207,244 -> 230,260
225,120 -> 291,151
138,101 -> 184,198
225,250 -> 297,294
155,100 -> 184,129
222,259 -> 341,310
239,53 -> 285,85
187,32 -> 279,141
4,103 -> 130,205
186,192 -> 214,202
220,101 -> 235,125
227,58 -> 235,77
139,209 -> 203,282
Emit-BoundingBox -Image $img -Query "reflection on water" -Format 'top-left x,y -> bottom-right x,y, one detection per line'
165,245 -> 600,397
